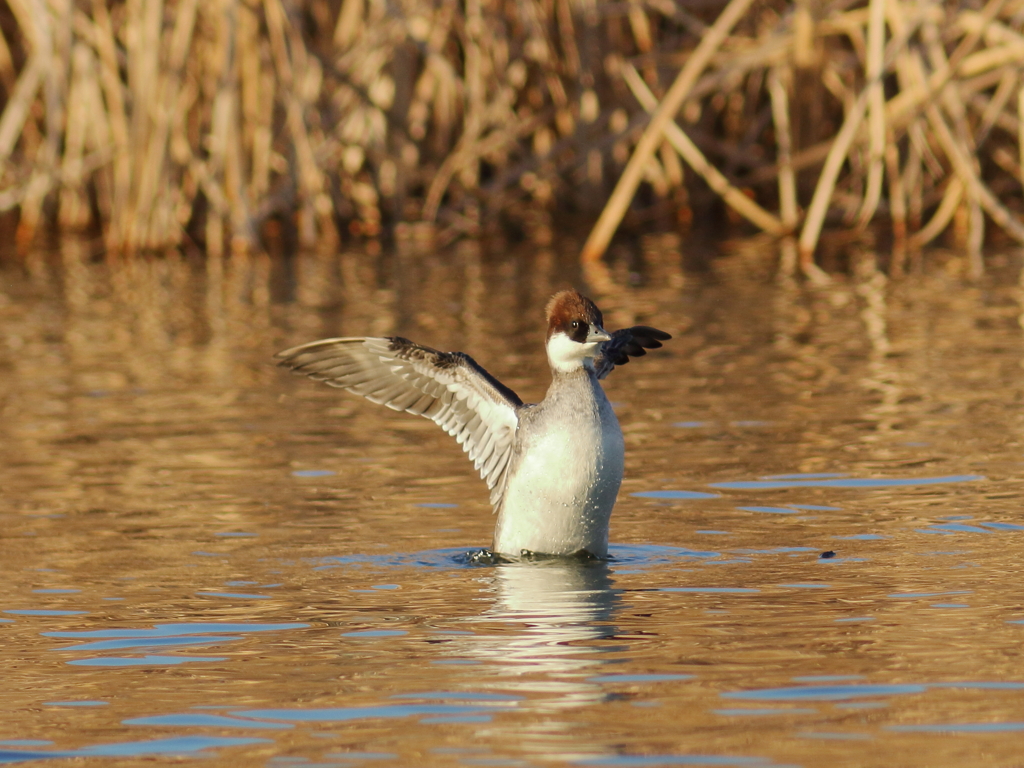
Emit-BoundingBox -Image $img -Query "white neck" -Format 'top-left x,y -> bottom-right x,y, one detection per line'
546,331 -> 598,374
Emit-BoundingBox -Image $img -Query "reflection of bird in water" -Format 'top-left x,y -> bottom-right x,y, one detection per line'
276,290 -> 670,559
461,562 -> 620,704
430,561 -> 622,762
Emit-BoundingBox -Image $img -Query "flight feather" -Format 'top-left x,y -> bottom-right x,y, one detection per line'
275,337 -> 522,506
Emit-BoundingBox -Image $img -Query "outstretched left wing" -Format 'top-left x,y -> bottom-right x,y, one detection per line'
275,337 -> 522,506
594,326 -> 671,380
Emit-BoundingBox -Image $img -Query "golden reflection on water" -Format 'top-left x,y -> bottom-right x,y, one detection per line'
449,563 -> 620,762
3,239 -> 1024,765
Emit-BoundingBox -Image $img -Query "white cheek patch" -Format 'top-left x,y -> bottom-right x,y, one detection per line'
546,331 -> 598,372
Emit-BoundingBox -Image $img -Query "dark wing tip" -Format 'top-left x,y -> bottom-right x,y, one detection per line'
628,326 -> 672,343
596,325 -> 671,379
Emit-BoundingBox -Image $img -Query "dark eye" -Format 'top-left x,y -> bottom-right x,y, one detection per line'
570,320 -> 583,330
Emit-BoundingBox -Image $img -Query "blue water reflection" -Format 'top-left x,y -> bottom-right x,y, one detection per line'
124,714 -> 293,729
68,655 -> 228,667
709,474 -> 984,490
0,736 -> 268,764
51,635 -> 244,652
317,545 -> 721,572
41,622 -> 309,668
724,681 -> 1024,703
723,684 -> 928,701
889,722 -> 1024,733
43,622 -> 308,639
235,704 -> 496,722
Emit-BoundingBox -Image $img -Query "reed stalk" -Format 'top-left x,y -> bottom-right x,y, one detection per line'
0,0 -> 1022,278
580,0 -> 757,264
621,62 -> 784,236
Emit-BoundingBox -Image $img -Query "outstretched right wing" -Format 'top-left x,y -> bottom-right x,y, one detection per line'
275,337 -> 522,506
594,326 -> 672,380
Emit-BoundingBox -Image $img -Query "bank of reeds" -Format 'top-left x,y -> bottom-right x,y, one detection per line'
1,0 -> 1024,276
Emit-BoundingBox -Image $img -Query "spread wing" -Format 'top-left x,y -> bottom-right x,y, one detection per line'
275,337 -> 522,506
594,326 -> 672,380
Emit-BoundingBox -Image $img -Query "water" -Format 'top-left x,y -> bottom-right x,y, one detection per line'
3,240 -> 1024,766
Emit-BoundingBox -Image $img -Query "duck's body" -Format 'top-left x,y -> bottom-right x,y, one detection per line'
494,368 -> 623,556
276,290 -> 670,559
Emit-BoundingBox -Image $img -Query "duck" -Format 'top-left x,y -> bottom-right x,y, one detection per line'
275,289 -> 670,559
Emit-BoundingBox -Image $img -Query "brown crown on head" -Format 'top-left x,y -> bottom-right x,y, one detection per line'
544,290 -> 604,340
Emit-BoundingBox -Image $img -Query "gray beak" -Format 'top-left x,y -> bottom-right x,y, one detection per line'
587,325 -> 612,343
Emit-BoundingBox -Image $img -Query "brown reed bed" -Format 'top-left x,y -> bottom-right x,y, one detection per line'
1,0 -> 1024,278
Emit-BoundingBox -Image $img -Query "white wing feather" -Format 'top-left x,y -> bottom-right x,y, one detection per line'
276,337 -> 521,507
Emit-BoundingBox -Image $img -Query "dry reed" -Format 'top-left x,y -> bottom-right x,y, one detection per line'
584,0 -> 1024,278
0,0 -> 1023,277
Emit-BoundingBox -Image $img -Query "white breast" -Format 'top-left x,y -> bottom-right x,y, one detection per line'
492,375 -> 624,557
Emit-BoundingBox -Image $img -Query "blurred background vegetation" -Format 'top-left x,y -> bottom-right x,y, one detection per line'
1,0 -> 1024,278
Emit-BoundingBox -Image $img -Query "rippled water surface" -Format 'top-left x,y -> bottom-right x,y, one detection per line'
3,240 -> 1024,766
